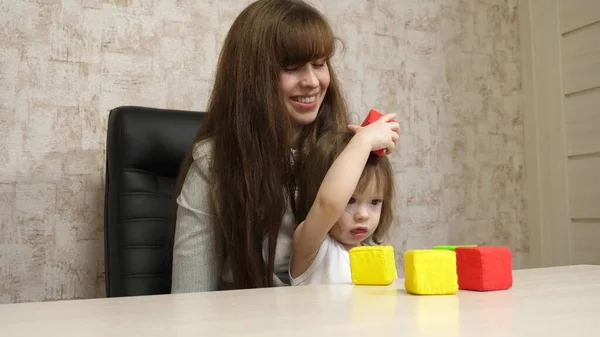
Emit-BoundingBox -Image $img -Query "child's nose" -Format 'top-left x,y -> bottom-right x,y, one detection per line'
354,206 -> 369,221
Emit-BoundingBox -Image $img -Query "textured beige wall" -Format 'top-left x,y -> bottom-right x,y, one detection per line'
0,0 -> 524,303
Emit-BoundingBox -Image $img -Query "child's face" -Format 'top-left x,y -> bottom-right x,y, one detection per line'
329,181 -> 383,250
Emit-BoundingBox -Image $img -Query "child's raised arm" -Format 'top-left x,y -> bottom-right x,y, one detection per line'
291,114 -> 399,278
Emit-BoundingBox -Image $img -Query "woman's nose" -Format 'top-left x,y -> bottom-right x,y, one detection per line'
300,68 -> 319,87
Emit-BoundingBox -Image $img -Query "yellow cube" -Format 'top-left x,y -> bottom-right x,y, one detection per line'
404,250 -> 458,295
349,246 -> 397,285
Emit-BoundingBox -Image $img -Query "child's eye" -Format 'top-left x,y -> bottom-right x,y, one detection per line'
348,197 -> 356,204
312,62 -> 325,68
371,199 -> 382,205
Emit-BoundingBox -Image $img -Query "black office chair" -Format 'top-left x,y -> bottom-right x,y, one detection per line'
104,106 -> 205,297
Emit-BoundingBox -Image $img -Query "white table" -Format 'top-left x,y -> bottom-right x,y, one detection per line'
1,265 -> 599,336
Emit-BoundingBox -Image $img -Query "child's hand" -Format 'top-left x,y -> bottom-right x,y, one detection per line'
348,113 -> 400,155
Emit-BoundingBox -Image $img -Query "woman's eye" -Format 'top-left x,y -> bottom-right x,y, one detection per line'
348,197 -> 356,204
312,62 -> 325,68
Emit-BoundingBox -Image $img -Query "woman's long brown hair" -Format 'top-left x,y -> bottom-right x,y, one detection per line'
168,0 -> 350,290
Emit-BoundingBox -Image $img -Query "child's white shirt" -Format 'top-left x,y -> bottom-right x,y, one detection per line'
290,234 -> 352,286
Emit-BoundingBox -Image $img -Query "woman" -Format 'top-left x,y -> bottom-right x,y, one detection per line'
169,0 -> 397,292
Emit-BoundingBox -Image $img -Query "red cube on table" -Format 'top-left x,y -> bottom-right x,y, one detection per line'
455,246 -> 513,291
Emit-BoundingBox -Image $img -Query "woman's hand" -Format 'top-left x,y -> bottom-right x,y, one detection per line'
348,113 -> 400,155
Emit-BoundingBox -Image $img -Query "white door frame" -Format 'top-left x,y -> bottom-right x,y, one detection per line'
518,0 -> 574,268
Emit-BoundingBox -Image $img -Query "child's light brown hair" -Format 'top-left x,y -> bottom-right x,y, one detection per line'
295,131 -> 395,244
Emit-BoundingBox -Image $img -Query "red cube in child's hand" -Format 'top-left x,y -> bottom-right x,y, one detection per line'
361,109 -> 384,127
360,109 -> 394,156
455,246 -> 513,291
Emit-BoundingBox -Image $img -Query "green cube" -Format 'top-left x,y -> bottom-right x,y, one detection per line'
433,245 -> 477,251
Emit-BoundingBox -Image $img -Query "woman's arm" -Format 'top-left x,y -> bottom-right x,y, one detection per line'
171,141 -> 221,293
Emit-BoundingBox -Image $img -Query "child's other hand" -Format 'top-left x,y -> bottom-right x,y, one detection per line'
348,113 -> 400,154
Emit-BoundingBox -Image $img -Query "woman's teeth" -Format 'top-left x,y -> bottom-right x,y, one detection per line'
292,95 -> 316,103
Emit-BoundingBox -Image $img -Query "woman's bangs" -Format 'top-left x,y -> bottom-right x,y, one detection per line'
276,11 -> 335,66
